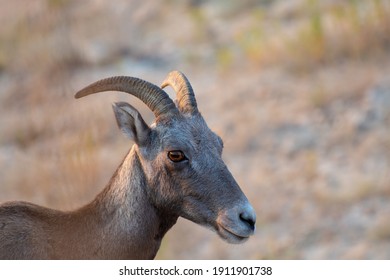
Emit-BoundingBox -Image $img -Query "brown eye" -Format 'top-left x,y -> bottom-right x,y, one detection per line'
168,150 -> 187,162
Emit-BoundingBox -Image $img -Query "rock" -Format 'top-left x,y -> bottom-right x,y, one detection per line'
359,83 -> 390,131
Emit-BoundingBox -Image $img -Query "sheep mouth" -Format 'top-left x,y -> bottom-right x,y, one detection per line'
217,223 -> 250,244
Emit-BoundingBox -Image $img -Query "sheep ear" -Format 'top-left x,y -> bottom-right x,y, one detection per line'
112,102 -> 151,146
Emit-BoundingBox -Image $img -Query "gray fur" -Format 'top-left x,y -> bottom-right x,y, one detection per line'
0,72 -> 256,259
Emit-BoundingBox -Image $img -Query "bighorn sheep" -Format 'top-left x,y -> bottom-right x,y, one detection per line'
0,71 -> 256,259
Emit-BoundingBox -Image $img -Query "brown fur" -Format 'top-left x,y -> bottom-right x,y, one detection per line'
0,72 -> 256,259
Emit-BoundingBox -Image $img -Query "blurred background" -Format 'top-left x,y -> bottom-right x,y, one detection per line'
0,0 -> 390,259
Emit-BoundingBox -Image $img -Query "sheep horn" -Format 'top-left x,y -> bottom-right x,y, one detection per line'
75,76 -> 178,118
161,71 -> 198,115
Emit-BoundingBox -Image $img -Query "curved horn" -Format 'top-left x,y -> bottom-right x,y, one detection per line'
161,71 -> 198,115
75,76 -> 178,118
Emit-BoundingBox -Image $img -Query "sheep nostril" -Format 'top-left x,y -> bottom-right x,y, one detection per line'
239,212 -> 256,231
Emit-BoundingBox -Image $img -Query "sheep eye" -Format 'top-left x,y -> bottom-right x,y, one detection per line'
168,150 -> 187,162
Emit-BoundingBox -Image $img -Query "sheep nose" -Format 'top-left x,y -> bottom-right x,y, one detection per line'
239,207 -> 256,232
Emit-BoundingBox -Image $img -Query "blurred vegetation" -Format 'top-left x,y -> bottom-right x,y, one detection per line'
231,0 -> 390,70
0,0 -> 390,259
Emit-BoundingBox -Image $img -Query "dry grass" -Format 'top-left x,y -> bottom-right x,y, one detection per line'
232,0 -> 390,71
1,0 -> 390,259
